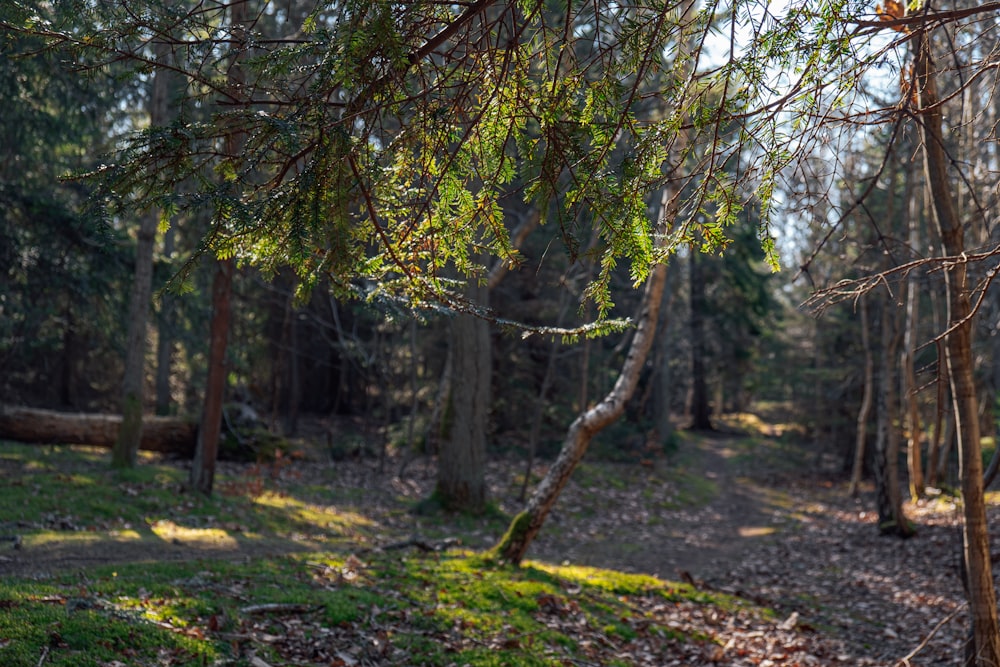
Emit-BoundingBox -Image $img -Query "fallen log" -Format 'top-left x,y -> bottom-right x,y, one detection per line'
0,405 -> 197,456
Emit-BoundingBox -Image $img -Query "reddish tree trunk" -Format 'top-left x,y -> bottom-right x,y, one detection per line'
189,0 -> 247,496
190,258 -> 234,495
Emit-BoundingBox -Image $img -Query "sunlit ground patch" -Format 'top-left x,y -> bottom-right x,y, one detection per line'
737,525 -> 776,538
530,560 -> 673,594
23,529 -> 143,548
149,520 -> 240,548
252,491 -> 375,535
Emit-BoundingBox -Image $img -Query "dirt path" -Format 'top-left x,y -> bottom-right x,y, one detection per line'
523,428 -> 785,581
503,426 -> 974,665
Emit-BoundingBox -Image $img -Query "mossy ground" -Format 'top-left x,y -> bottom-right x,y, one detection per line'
0,439 -> 775,666
0,548 -> 755,666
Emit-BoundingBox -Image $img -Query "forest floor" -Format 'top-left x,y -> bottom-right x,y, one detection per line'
0,410 -> 983,665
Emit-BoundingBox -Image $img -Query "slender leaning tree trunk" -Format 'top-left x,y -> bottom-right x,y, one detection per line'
493,253 -> 668,564
113,41 -> 171,468
494,0 -> 697,564
914,26 -> 1000,665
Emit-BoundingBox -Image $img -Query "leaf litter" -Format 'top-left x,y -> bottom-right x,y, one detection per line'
207,439 -> 982,665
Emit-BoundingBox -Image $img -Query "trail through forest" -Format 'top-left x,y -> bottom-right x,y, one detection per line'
520,422 -> 974,665
0,417 -> 983,665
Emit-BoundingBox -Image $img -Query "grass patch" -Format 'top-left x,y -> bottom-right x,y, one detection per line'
0,440 -> 783,666
0,441 -> 377,550
573,463 -> 630,491
668,466 -> 719,507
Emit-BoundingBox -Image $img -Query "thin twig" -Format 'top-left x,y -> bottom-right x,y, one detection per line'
364,536 -> 461,553
239,603 -> 322,615
894,602 -> 967,666
35,646 -> 49,667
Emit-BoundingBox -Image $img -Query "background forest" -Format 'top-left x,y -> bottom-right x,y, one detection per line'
5,0 -> 1000,664
3,0 -> 995,520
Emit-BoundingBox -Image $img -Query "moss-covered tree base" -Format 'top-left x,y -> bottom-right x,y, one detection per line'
490,510 -> 533,564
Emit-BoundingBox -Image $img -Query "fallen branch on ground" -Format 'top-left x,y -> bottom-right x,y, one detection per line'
895,602 -> 967,667
375,536 -> 460,552
239,603 -> 322,616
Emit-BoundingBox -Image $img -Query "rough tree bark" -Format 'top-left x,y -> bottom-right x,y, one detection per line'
902,158 -> 924,500
914,24 -> 1000,665
926,286 -> 946,488
190,258 -> 234,494
872,294 -> 913,537
902,268 -> 924,498
436,274 -> 490,513
154,225 -> 176,416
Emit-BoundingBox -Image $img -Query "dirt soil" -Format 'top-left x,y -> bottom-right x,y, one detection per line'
0,421 -> 981,666
519,427 -> 974,666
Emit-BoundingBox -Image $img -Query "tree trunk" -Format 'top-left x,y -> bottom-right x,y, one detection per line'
848,294 -> 873,497
902,275 -> 924,500
494,5 -> 697,561
155,225 -> 176,416
903,160 -> 924,500
189,0 -> 247,496
436,275 -> 490,513
113,42 -> 172,467
872,294 -> 913,537
493,250 -> 669,564
927,291 -> 946,488
113,207 -> 157,467
915,26 -> 1000,665
0,405 -> 196,455
987,324 -> 1000,490
688,248 -> 711,430
190,258 -> 234,494
654,259 -> 679,445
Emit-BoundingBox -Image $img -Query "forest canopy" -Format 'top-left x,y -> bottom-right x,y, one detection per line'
1,0 -> 836,320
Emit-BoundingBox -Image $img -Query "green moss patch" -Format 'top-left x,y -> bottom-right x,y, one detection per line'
0,550 -> 776,667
